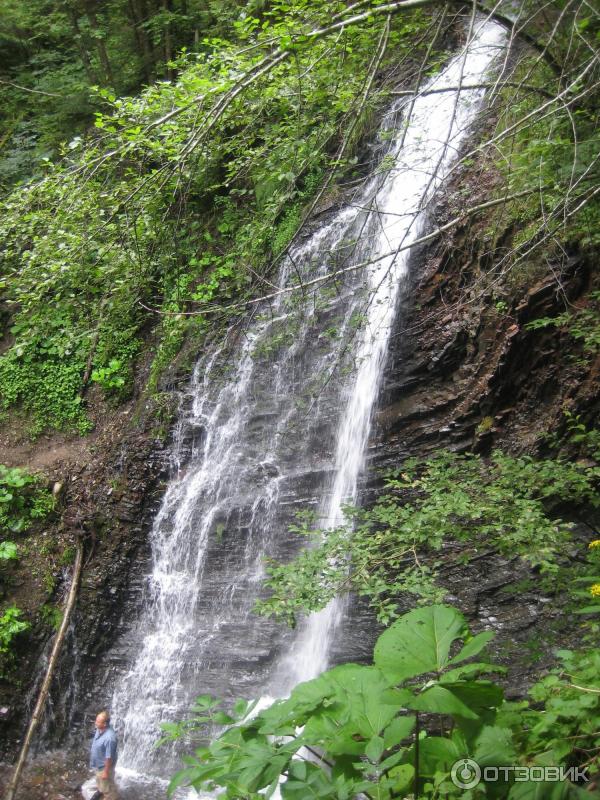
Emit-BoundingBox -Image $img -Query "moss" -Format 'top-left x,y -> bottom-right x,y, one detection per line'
476,416 -> 494,435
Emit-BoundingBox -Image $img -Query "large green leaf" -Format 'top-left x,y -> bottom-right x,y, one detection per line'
382,715 -> 416,749
257,675 -> 334,735
303,710 -> 365,756
280,760 -> 338,800
508,780 -> 590,799
449,630 -> 495,665
407,684 -> 479,719
301,665 -> 411,754
237,751 -> 291,793
388,763 -> 415,796
365,735 -> 385,763
417,736 -> 465,776
473,724 -> 516,765
374,605 -> 467,684
441,681 -> 504,712
327,665 -> 410,737
442,662 -> 505,682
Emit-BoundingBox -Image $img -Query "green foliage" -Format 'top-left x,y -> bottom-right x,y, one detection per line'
1,3 -> 426,431
0,350 -> 91,435
476,416 -> 494,434
525,292 -> 600,358
0,465 -> 53,535
0,606 -> 29,654
147,315 -> 193,394
486,36 -> 600,287
91,359 -> 126,392
0,541 -> 18,561
271,169 -> 324,256
257,449 -> 600,625
59,545 -> 76,566
0,605 -> 30,678
166,604 -> 598,799
508,646 -> 600,771
1,2 -> 599,434
39,603 -> 63,631
541,412 -> 600,463
0,0 -> 243,189
570,539 -> 600,616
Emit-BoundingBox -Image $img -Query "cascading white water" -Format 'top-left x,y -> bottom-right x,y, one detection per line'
273,18 -> 505,690
110,18 -> 505,789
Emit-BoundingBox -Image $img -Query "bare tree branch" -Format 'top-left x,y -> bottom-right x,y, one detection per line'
390,81 -> 555,99
137,188 -> 544,317
0,78 -> 62,97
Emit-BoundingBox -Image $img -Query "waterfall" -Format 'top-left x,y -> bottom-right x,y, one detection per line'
110,18 -> 505,789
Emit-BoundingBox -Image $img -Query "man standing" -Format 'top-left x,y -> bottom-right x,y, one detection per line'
90,710 -> 119,799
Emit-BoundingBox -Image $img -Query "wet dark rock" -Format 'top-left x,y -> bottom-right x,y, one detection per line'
2,91 -> 599,800
363,209 -> 599,691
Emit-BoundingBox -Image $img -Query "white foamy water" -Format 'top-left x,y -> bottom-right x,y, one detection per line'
273,18 -> 505,690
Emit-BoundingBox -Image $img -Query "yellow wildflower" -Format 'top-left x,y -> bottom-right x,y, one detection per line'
589,540 -> 600,549
591,583 -> 600,598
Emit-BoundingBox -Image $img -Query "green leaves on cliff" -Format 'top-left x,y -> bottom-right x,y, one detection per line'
257,449 -> 600,625
166,604 -> 599,799
0,465 -> 53,536
0,606 -> 30,658
526,291 -> 600,360
2,1 -> 599,436
482,12 -> 600,285
0,3 -> 431,434
0,466 -> 52,678
512,646 -> 600,772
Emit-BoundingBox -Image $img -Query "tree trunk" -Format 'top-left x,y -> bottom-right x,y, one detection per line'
5,539 -> 84,800
64,1 -> 99,85
161,0 -> 174,81
84,1 -> 114,87
128,0 -> 154,82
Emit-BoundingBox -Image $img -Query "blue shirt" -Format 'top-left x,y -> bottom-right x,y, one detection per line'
90,725 -> 118,770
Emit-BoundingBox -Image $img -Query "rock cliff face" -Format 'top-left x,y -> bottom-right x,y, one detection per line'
377,246 -> 591,465
322,218 -> 598,693
0,416 -> 168,758
1,175 -> 598,781
55,430 -> 167,742
359,184 -> 598,690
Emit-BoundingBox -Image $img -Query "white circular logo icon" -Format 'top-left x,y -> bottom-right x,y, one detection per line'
451,758 -> 482,789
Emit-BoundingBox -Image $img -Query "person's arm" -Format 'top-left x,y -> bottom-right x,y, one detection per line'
101,756 -> 113,779
101,735 -> 117,778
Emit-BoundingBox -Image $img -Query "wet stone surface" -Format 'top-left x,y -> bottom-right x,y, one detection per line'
0,751 -> 201,800
0,751 -> 88,800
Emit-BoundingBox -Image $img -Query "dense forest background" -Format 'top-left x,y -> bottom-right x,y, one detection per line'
0,0 -> 243,187
0,1 -> 599,798
0,0 -> 598,436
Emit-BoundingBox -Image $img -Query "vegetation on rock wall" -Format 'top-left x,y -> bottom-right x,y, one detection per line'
0,0 -> 598,437
163,605 -> 599,798
1,0 -> 435,435
256,450 -> 600,625
0,466 -> 54,678
0,0 -> 599,793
